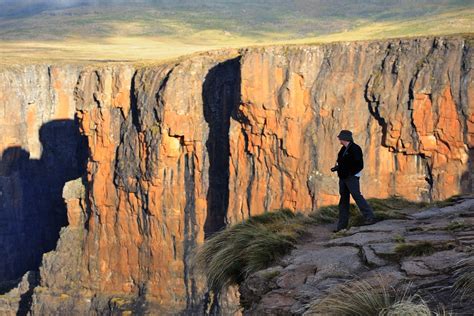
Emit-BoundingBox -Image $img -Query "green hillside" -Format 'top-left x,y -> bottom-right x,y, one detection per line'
0,0 -> 473,62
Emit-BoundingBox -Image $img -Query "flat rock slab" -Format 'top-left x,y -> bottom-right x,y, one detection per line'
290,246 -> 360,268
370,242 -> 398,257
327,232 -> 392,246
291,284 -> 323,303
288,246 -> 362,286
416,218 -> 460,231
256,291 -> 297,315
349,220 -> 410,233
404,232 -> 455,243
401,260 -> 437,276
363,245 -> 390,266
359,265 -> 406,285
276,264 -> 316,289
412,199 -> 474,219
455,231 -> 474,246
417,250 -> 467,271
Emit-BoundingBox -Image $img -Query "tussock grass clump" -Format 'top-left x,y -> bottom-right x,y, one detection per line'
394,242 -> 436,259
193,209 -> 306,292
453,258 -> 474,300
382,301 -> 431,316
304,279 -> 431,316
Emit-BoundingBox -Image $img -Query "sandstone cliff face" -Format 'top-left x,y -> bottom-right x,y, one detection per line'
0,36 -> 472,314
30,54 -> 242,314
0,65 -> 85,282
228,37 -> 473,224
366,38 -> 473,199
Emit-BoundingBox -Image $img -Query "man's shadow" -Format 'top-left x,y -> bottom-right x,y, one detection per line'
0,119 -> 87,291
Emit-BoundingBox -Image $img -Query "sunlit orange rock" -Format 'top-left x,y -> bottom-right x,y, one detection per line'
0,36 -> 472,315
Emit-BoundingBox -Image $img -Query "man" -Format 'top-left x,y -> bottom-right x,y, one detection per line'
331,130 -> 375,232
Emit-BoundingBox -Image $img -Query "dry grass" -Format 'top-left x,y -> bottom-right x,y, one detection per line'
193,209 -> 306,292
304,279 -> 431,316
381,301 -> 431,316
453,257 -> 474,301
394,242 -> 436,259
0,35 -> 248,65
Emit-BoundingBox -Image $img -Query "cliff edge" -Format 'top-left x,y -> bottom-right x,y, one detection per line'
240,196 -> 474,315
0,35 -> 472,314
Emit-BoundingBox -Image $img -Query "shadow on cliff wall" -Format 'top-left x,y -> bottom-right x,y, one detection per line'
202,57 -> 241,238
461,148 -> 474,195
188,57 -> 240,315
0,119 -> 87,290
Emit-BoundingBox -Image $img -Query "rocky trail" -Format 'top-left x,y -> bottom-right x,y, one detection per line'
241,196 -> 474,315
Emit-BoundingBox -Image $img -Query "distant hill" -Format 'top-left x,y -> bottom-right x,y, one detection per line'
1,0 -> 472,40
0,0 -> 473,62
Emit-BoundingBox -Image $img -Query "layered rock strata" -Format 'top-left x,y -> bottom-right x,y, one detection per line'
0,36 -> 472,314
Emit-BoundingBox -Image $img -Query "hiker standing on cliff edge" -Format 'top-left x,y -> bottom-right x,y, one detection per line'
331,130 -> 375,232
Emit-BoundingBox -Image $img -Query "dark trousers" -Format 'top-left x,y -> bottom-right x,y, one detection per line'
337,176 -> 374,230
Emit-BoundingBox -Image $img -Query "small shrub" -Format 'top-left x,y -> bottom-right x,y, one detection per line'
304,278 -> 431,316
193,209 -> 306,292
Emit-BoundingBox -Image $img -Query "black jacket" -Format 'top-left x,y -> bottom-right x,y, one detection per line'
336,142 -> 363,179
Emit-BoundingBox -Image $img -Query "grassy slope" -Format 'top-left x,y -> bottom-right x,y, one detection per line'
194,195 -> 471,298
0,1 -> 473,62
194,197 -> 430,292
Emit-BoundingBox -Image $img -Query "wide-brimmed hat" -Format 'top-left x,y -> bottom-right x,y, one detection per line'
337,130 -> 353,141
